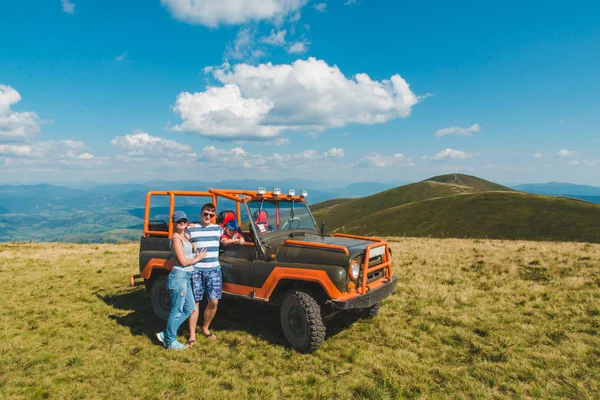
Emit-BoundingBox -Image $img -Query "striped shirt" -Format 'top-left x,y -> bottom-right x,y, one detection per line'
186,223 -> 223,270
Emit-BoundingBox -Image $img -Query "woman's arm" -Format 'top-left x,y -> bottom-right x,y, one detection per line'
172,236 -> 207,266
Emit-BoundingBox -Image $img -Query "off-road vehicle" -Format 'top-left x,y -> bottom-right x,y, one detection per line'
130,188 -> 397,352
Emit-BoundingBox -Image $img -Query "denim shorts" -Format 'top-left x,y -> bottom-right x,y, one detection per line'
191,268 -> 222,301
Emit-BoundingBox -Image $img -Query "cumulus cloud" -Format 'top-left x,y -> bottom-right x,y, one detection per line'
194,145 -> 344,171
0,144 -> 34,157
532,151 -> 543,158
0,85 -> 41,142
260,29 -> 287,45
171,58 -> 419,140
324,148 -> 344,158
557,149 -> 576,157
313,3 -> 326,12
160,0 -> 308,27
422,148 -> 472,161
225,28 -> 262,60
110,131 -> 194,157
352,153 -> 413,168
288,40 -> 310,53
434,124 -> 480,138
61,0 -> 75,14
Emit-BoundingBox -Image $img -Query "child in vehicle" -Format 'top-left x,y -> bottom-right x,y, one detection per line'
220,219 -> 245,245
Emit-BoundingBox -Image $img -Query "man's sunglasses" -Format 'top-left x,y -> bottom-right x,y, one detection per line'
202,212 -> 215,217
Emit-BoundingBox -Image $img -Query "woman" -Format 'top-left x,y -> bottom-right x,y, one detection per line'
156,211 -> 207,350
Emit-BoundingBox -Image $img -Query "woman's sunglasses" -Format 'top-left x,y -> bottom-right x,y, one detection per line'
176,219 -> 188,224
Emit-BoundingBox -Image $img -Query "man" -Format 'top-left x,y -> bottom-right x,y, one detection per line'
186,203 -> 222,343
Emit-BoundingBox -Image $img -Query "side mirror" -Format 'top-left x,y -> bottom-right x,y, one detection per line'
320,221 -> 327,235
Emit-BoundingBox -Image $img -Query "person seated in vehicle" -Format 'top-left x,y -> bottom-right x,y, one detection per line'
220,219 -> 245,246
253,210 -> 271,234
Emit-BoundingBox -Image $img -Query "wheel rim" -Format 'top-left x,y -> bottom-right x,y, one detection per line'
288,307 -> 306,338
159,286 -> 170,311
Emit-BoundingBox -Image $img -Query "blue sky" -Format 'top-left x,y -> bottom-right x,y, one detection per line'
1,0 -> 599,185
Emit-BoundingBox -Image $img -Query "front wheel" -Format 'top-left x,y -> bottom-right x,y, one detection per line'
280,290 -> 326,353
349,302 -> 380,319
150,274 -> 170,322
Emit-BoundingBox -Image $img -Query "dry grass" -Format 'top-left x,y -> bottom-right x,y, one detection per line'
1,238 -> 599,399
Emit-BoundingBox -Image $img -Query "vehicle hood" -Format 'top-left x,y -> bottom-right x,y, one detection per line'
275,233 -> 382,265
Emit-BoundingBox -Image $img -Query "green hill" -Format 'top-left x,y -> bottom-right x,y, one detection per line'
313,174 -> 600,243
342,191 -> 600,242
313,174 -> 512,232
425,173 -> 514,192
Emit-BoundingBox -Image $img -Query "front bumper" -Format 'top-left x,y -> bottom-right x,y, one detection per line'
329,276 -> 398,310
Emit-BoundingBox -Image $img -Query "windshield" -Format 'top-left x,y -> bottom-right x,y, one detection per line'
246,199 -> 316,234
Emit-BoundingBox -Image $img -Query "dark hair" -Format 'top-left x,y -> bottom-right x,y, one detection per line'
201,203 -> 216,213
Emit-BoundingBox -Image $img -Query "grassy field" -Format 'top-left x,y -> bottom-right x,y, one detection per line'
1,239 -> 599,399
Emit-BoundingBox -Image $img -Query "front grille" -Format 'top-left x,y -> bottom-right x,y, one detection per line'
367,268 -> 384,283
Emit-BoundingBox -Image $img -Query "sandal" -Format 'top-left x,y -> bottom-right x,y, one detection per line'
203,332 -> 217,340
187,339 -> 196,347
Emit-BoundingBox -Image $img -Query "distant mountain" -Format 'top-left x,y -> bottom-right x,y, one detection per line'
313,173 -> 600,243
514,182 -> 600,196
0,179 -> 393,242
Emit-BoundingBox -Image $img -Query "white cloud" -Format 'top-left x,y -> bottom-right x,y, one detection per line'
260,29 -> 287,45
61,0 -> 75,14
557,149 -> 576,158
225,28 -> 260,60
0,140 -> 97,171
110,130 -> 194,157
434,124 -> 480,138
172,85 -> 277,139
160,0 -> 308,27
0,85 -> 41,142
344,0 -> 358,4
352,153 -> 413,168
172,58 -> 420,140
313,3 -> 326,12
288,40 -> 310,53
115,52 -> 128,62
532,151 -> 543,158
423,148 -> 472,161
324,148 -> 344,158
263,137 -> 290,146
0,144 -> 34,157
194,145 -> 342,171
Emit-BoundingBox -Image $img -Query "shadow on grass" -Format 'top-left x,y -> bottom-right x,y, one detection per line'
98,288 -> 361,348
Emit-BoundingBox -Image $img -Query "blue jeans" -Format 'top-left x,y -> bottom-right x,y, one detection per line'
164,269 -> 195,347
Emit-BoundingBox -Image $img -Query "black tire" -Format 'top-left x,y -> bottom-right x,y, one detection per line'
150,274 -> 170,322
280,290 -> 326,353
361,302 -> 380,319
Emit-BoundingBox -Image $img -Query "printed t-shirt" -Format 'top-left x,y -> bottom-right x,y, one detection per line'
186,223 -> 223,270
220,231 -> 240,242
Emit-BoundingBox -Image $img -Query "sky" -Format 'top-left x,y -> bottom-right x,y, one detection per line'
1,0 -> 599,185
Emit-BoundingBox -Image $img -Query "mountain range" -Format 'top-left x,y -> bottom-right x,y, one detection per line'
1,176 -> 599,243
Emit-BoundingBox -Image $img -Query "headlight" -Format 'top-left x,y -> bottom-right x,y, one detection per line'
349,260 -> 360,280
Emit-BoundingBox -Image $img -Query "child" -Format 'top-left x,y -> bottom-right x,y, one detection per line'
220,219 -> 245,245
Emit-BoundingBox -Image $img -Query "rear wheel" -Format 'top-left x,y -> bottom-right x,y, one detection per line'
150,275 -> 170,322
280,290 -> 326,353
